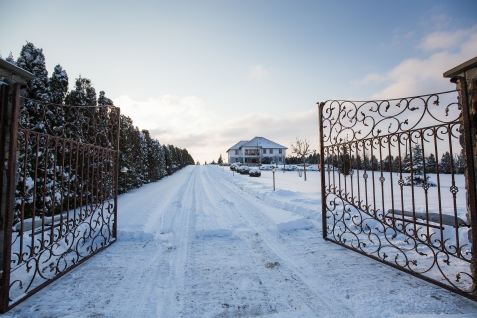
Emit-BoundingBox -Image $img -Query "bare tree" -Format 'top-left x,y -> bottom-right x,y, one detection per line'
291,138 -> 314,181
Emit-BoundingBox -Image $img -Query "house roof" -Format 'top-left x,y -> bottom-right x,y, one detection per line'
242,137 -> 287,149
226,140 -> 248,153
226,137 -> 287,153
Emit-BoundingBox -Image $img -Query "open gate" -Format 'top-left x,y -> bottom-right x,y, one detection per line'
0,82 -> 120,311
318,85 -> 477,300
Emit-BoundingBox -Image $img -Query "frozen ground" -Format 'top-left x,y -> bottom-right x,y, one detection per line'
4,165 -> 477,317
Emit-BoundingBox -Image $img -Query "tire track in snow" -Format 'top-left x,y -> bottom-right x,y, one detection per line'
184,167 -> 288,316
129,170 -> 195,317
204,167 -> 353,317
156,168 -> 197,317
198,168 -> 320,315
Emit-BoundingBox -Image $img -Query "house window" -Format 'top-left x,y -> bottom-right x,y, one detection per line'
235,150 -> 239,155
279,149 -> 282,154
269,149 -> 273,154
245,150 -> 249,155
235,158 -> 238,162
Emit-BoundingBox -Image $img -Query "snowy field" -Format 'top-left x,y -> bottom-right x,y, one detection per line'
4,165 -> 477,317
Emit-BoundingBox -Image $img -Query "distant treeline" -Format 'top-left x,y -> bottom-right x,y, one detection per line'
285,145 -> 464,175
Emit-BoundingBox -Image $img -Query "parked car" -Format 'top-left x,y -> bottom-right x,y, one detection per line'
249,168 -> 261,177
230,163 -> 240,171
238,166 -> 250,174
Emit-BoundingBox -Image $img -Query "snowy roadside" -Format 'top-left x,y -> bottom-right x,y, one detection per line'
3,165 -> 477,317
217,165 -> 322,222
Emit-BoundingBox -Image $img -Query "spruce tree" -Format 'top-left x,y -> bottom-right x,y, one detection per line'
6,51 -> 16,65
426,153 -> 437,173
382,155 -> 393,172
16,42 -> 50,102
163,145 -> 173,175
404,144 -> 435,186
65,76 -> 97,106
454,150 -> 465,174
338,144 -> 351,176
439,152 -> 452,174
50,64 -> 69,104
218,154 -> 223,165
392,155 -> 401,173
15,43 -> 55,218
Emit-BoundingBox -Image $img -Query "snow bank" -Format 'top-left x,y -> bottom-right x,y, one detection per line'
276,218 -> 314,231
219,167 -> 322,221
117,229 -> 155,241
195,229 -> 233,238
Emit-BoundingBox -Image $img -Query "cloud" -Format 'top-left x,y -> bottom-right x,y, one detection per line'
250,64 -> 269,79
114,93 -> 319,163
180,108 -> 320,164
114,94 -> 215,136
418,26 -> 477,52
361,25 -> 477,99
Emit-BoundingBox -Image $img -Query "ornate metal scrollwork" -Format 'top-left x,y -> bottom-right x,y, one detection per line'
8,98 -> 119,303
319,90 -> 475,298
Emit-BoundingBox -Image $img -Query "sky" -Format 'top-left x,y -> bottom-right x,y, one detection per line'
1,0 -> 477,164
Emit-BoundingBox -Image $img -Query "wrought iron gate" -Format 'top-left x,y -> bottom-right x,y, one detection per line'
318,89 -> 476,300
0,83 -> 120,312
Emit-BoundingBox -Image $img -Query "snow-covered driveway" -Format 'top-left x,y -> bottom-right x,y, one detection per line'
5,166 -> 477,317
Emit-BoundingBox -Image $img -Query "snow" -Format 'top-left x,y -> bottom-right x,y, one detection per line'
4,165 -> 477,317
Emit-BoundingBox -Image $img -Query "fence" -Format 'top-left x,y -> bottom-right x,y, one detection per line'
0,83 -> 120,312
318,89 -> 476,300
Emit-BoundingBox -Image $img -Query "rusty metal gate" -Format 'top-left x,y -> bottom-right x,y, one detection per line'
0,83 -> 120,312
318,87 -> 476,300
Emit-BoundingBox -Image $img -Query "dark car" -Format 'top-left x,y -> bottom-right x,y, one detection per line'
249,168 -> 261,177
230,163 -> 240,171
238,166 -> 250,174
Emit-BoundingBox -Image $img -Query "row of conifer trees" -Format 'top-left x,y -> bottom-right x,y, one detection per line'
333,143 -> 465,176
3,42 -> 194,220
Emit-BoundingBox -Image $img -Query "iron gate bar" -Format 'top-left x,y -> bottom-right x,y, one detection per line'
318,90 -> 476,301
0,83 -> 9,311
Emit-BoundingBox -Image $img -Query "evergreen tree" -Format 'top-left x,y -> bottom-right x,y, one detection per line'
392,155 -> 401,173
181,149 -> 194,165
454,150 -> 466,174
118,115 -> 134,193
370,155 -> 379,171
218,154 -> 223,165
382,155 -> 393,172
163,144 -> 173,175
426,153 -> 437,173
49,64 -> 69,104
401,144 -> 424,174
16,42 -> 50,102
353,154 -> 363,170
338,144 -> 351,176
403,144 -> 436,187
439,152 -> 452,174
65,76 -> 97,106
6,51 -> 15,65
15,43 -> 55,218
169,145 -> 178,172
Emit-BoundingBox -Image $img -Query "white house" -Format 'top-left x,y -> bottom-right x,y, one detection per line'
226,137 -> 287,164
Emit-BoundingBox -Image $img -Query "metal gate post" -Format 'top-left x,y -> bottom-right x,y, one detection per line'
317,102 -> 327,239
113,107 -> 120,239
452,76 -> 477,299
0,83 -> 25,312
